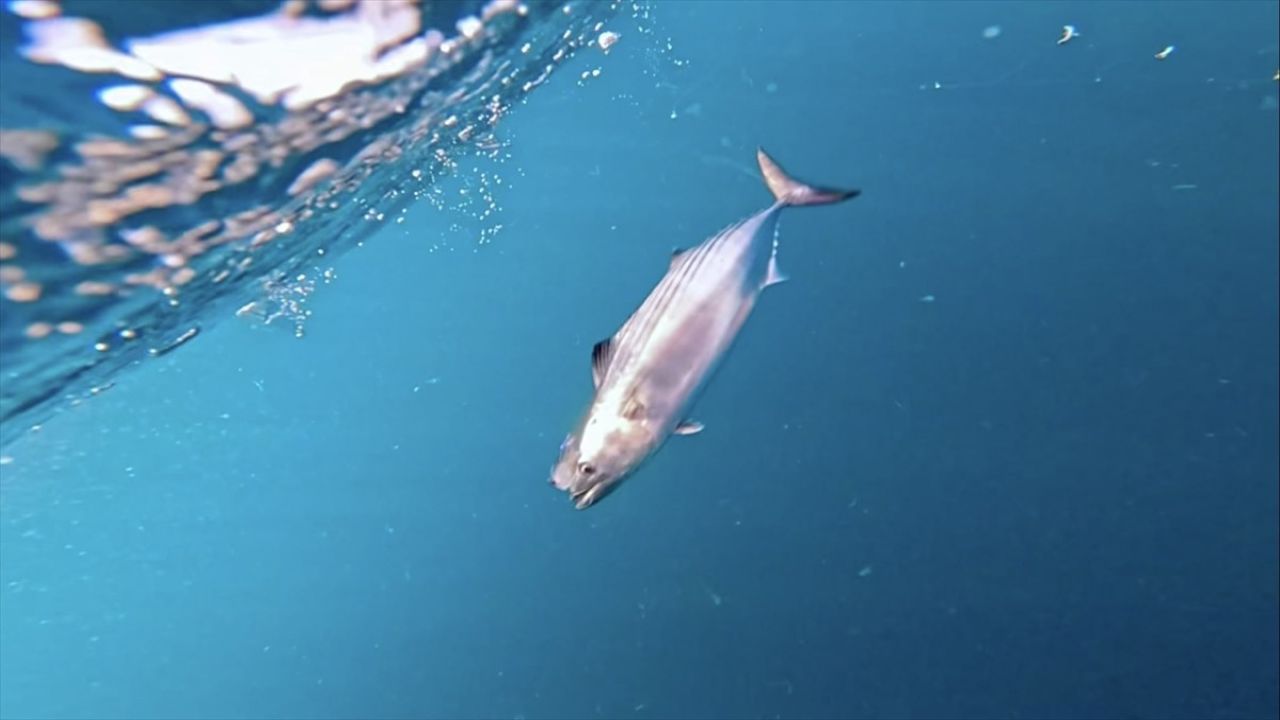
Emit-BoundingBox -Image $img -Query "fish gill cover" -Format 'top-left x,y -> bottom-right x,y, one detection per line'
0,0 -> 630,448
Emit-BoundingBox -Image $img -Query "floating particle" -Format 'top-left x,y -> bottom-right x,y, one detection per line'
168,78 -> 252,130
9,0 -> 60,20
1154,45 -> 1175,60
287,158 -> 339,197
97,84 -> 154,112
597,30 -> 619,52
5,282 -> 42,302
149,326 -> 199,356
982,25 -> 1002,40
1057,25 -> 1079,45
141,95 -> 191,126
128,124 -> 169,140
456,16 -> 483,42
74,281 -> 116,296
858,565 -> 873,577
919,294 -> 936,303
1171,184 -> 1198,191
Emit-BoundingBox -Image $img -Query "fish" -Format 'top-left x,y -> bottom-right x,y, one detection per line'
549,148 -> 860,509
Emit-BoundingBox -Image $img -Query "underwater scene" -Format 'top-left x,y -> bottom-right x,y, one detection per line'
0,1 -> 1277,718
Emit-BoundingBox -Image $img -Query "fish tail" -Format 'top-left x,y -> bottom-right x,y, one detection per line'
756,147 -> 860,207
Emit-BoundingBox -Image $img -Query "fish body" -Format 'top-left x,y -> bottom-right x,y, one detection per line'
550,148 -> 859,509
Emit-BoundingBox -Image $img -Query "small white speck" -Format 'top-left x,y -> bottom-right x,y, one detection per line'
919,294 -> 936,303
858,565 -> 873,577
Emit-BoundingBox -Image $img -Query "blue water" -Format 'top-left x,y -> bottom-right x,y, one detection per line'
2,1 -> 1278,719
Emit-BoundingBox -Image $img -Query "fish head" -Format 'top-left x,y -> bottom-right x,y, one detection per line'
549,402 -> 654,510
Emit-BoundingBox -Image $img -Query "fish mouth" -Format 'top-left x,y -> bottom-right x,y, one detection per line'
569,483 -> 607,510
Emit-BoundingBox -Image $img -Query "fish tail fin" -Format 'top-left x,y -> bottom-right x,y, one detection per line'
757,147 -> 860,207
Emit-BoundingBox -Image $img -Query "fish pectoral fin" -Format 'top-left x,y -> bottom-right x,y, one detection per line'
622,396 -> 646,420
762,253 -> 789,289
673,420 -> 704,436
591,338 -> 615,388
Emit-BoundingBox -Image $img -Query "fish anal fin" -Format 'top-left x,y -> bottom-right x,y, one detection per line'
674,420 -> 704,435
591,338 -> 615,388
762,253 -> 789,289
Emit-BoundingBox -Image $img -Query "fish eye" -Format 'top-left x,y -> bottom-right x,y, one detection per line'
578,462 -> 596,476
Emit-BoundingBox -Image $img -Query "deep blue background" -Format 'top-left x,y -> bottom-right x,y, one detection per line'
2,2 -> 1277,718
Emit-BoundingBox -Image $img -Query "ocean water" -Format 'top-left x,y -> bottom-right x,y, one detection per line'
1,1 -> 1277,719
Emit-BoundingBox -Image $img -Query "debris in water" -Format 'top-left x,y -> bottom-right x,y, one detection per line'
1057,25 -> 1079,45
149,326 -> 199,356
858,565 -> 873,577
982,25 -> 1002,40
1155,45 -> 1175,60
919,294 -> 936,303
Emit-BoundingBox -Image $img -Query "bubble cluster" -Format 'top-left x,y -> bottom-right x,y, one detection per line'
0,0 -> 626,444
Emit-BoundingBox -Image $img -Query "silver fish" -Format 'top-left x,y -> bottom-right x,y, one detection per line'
550,148 -> 860,509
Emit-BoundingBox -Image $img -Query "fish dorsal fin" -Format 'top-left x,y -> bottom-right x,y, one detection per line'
591,338 -> 615,388
669,247 -> 689,270
674,420 -> 704,436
